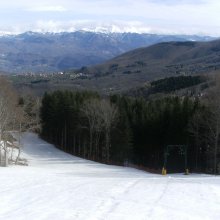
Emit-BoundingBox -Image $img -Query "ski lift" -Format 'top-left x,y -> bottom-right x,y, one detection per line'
162,145 -> 189,175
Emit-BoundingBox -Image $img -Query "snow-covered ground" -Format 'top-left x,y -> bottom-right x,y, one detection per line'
0,132 -> 220,220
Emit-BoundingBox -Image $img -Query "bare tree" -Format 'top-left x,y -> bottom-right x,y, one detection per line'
98,99 -> 118,163
81,98 -> 103,160
0,76 -> 25,166
0,78 -> 15,138
81,99 -> 118,162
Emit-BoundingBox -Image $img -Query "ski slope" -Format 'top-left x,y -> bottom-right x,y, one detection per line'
0,132 -> 220,220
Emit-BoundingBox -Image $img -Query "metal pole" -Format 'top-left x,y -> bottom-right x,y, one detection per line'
162,146 -> 168,175
185,145 -> 189,175
4,142 -> 8,167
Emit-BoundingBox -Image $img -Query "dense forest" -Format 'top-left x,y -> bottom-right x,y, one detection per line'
149,75 -> 206,94
40,81 -> 220,174
127,75 -> 208,98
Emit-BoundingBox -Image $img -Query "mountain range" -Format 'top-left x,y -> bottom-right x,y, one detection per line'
0,31 -> 214,73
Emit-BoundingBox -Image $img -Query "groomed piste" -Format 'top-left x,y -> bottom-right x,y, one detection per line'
0,132 -> 220,220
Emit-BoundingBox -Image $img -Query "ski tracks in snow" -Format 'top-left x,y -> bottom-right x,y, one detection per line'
146,178 -> 171,219
88,179 -> 140,220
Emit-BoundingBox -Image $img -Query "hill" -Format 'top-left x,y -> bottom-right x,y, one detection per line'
65,39 -> 219,91
84,40 -> 220,78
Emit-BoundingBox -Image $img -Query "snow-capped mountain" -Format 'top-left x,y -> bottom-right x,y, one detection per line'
0,31 -> 215,73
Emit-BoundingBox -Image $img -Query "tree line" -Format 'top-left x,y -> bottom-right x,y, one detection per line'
40,78 -> 220,174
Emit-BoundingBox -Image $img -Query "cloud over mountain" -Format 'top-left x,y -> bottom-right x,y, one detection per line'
0,0 -> 219,36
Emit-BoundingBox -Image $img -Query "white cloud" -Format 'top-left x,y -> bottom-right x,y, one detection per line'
0,0 -> 219,36
0,19 -> 215,37
27,5 -> 67,12
30,20 -> 155,34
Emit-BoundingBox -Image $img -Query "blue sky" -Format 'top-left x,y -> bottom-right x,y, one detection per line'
0,0 -> 219,36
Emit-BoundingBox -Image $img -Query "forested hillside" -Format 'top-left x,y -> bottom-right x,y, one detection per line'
77,40 -> 220,92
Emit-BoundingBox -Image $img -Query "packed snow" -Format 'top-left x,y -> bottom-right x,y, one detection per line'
0,132 -> 220,220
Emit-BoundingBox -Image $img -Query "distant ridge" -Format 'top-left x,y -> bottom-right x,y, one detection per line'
84,39 -> 220,80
